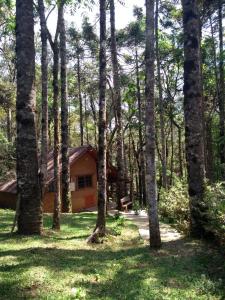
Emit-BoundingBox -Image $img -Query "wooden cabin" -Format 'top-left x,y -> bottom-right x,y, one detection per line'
0,145 -> 117,213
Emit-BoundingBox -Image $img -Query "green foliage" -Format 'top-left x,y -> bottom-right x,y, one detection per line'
159,180 -> 190,233
0,132 -> 15,181
205,183 -> 225,245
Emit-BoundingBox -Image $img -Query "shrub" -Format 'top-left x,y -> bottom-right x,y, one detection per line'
204,183 -> 225,245
159,179 -> 190,233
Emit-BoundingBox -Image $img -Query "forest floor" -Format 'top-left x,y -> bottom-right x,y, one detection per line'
0,209 -> 225,300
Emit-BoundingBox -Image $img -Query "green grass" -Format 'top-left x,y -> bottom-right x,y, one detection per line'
0,209 -> 225,300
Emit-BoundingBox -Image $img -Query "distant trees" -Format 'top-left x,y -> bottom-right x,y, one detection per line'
1,0 -> 224,243
16,0 -> 42,234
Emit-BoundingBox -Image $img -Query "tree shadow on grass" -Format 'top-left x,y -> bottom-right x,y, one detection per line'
0,237 -> 225,299
0,210 -> 225,299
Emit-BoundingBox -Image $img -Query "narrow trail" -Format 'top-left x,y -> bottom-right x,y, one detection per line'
110,210 -> 183,242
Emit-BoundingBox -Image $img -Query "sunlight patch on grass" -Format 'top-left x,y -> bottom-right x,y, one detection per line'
0,209 -> 225,299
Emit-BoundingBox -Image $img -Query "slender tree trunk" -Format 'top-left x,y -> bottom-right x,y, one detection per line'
6,107 -> 12,142
59,2 -> 71,213
38,0 -> 48,198
173,120 -> 183,177
205,118 -> 214,181
16,0 -> 42,234
135,49 -> 146,206
182,0 -> 208,237
209,15 -> 219,104
84,94 -> 89,144
93,0 -> 107,239
218,0 -> 225,175
145,0 -> 161,249
90,94 -> 98,147
156,0 -> 167,189
128,127 -> 133,203
109,0 -> 125,210
52,40 -> 61,230
77,55 -> 84,146
170,114 -> 174,186
45,15 -> 61,230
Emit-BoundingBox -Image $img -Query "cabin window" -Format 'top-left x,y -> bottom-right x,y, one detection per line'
77,175 -> 92,189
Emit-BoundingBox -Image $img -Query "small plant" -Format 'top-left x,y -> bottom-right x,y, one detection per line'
111,215 -> 125,235
133,201 -> 141,215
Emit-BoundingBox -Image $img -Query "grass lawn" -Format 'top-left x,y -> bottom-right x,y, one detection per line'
0,209 -> 225,300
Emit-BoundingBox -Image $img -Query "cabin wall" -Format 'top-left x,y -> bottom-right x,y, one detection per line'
42,153 -> 97,213
70,153 -> 97,212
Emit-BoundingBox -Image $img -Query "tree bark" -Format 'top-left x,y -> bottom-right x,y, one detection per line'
6,107 -> 12,142
95,0 -> 107,237
182,0 -> 208,237
59,1 -> 71,213
156,0 -> 167,189
218,0 -> 225,175
135,49 -> 146,206
170,112 -> 174,186
48,13 -> 61,230
52,40 -> 60,230
84,94 -> 89,144
38,0 -> 48,198
173,120 -> 183,178
77,55 -> 84,146
109,0 -> 125,210
16,0 -> 42,234
145,0 -> 161,249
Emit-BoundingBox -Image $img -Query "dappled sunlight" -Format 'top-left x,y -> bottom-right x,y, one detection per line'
0,210 -> 225,299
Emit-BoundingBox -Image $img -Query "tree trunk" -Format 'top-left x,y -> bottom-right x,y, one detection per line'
218,0 -> 225,175
77,55 -> 84,146
173,120 -> 183,178
156,0 -> 167,189
52,40 -> 60,230
170,113 -> 174,186
209,15 -> 219,105
59,2 -> 71,213
94,0 -> 107,239
46,14 -> 61,230
38,0 -> 48,198
6,107 -> 12,142
182,0 -> 208,237
90,94 -> 98,147
145,0 -> 161,249
16,0 -> 42,235
135,49 -> 146,206
109,0 -> 125,210
205,118 -> 214,181
84,94 -> 89,144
